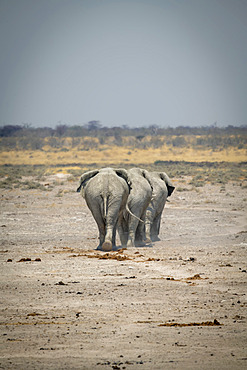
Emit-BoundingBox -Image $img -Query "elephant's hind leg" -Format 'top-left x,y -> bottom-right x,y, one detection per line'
135,221 -> 147,247
102,240 -> 112,251
127,216 -> 140,248
90,207 -> 105,250
151,213 -> 162,241
118,216 -> 128,248
102,221 -> 117,251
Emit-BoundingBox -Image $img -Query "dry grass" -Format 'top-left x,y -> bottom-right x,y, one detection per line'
0,144 -> 246,166
0,135 -> 246,189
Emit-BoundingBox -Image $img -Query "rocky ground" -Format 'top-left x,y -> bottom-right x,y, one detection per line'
0,173 -> 247,369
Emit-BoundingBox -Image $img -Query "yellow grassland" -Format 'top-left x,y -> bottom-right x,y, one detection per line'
0,143 -> 246,166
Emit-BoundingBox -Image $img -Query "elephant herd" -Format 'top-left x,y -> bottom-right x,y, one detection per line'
77,167 -> 175,251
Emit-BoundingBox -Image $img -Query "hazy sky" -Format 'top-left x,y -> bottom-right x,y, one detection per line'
0,0 -> 247,128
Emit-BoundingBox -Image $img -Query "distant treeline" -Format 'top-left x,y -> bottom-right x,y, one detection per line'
0,122 -> 246,151
1,122 -> 247,137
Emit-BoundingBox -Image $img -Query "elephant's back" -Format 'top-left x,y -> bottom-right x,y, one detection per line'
127,175 -> 152,211
85,171 -> 128,199
129,174 -> 152,197
152,177 -> 168,199
107,173 -> 129,198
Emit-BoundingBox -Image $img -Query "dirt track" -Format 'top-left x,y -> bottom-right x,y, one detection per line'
0,174 -> 247,369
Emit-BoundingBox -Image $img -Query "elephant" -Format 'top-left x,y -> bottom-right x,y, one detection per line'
144,171 -> 175,242
117,167 -> 153,248
77,167 -> 132,251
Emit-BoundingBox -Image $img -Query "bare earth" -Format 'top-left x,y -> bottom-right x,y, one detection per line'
0,174 -> 246,370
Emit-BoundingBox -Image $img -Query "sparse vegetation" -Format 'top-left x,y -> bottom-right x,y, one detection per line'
175,187 -> 191,192
0,161 -> 246,189
0,124 -> 246,188
0,174 -> 51,190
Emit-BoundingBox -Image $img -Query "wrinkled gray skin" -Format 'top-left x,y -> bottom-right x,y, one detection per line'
118,167 -> 153,248
145,171 -> 175,242
77,168 -> 131,251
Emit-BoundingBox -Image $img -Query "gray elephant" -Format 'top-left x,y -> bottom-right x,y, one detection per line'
77,167 -> 132,251
118,167 -> 153,248
145,171 -> 175,242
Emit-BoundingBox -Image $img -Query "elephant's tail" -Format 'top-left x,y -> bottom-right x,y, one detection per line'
102,194 -> 109,220
125,202 -> 144,223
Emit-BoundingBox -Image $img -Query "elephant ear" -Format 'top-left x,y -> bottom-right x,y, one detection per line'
114,168 -> 132,191
141,169 -> 154,191
159,172 -> 175,196
77,170 -> 99,193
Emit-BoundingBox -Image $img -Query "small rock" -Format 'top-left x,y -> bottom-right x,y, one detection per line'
55,281 -> 66,286
17,258 -> 31,262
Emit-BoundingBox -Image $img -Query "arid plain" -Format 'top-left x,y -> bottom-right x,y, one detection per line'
0,130 -> 247,369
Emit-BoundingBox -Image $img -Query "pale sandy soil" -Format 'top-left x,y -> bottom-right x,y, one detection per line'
0,174 -> 247,370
